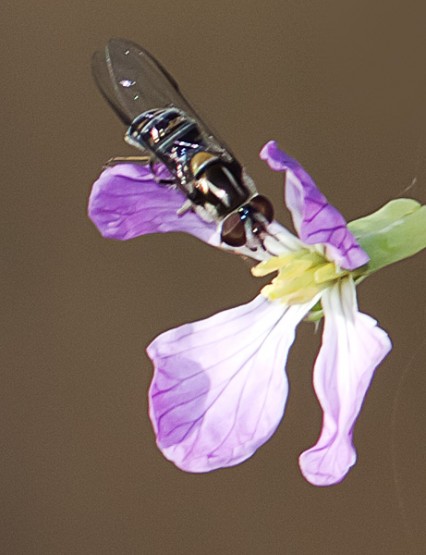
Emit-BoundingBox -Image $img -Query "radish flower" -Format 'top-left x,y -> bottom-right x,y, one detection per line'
88,140 -> 426,486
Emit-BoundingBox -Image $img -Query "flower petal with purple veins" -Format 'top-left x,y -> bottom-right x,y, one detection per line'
299,278 -> 392,486
88,163 -> 221,245
147,294 -> 317,472
260,141 -> 369,271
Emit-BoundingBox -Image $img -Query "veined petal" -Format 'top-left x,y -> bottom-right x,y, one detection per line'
299,278 -> 392,486
260,141 -> 369,271
147,294 -> 315,472
88,163 -> 221,245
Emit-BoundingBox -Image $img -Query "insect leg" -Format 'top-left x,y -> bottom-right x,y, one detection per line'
103,155 -> 151,168
149,159 -> 176,185
176,199 -> 194,216
103,156 -> 175,185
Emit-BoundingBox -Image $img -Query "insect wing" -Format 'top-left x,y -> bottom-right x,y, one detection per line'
92,47 -> 134,125
92,38 -> 231,156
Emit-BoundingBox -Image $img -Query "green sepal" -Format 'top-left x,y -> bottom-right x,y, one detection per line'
348,199 -> 426,274
305,301 -> 324,322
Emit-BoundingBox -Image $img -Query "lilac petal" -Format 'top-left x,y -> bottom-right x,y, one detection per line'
88,163 -> 221,245
147,295 -> 315,472
260,141 -> 369,270
299,278 -> 391,486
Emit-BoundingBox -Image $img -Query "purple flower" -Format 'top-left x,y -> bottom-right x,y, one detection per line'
88,141 -> 391,486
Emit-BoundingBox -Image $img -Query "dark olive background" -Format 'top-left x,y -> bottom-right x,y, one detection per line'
2,1 -> 426,553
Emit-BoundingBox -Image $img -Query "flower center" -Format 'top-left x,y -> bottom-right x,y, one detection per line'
251,248 -> 349,304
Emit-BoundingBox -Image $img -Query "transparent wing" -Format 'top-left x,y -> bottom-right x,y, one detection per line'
92,38 -> 232,155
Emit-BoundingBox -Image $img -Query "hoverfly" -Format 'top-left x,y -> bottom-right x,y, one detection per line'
92,38 -> 274,249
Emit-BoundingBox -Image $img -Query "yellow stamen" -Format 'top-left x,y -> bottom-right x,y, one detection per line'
251,253 -> 296,276
252,248 -> 350,305
314,262 -> 346,284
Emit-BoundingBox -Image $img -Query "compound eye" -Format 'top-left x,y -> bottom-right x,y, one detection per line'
221,213 -> 246,246
249,195 -> 274,222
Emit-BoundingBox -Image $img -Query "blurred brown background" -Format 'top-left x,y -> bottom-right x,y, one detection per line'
2,0 -> 426,553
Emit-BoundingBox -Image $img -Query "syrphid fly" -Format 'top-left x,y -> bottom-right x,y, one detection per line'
92,38 -> 274,249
